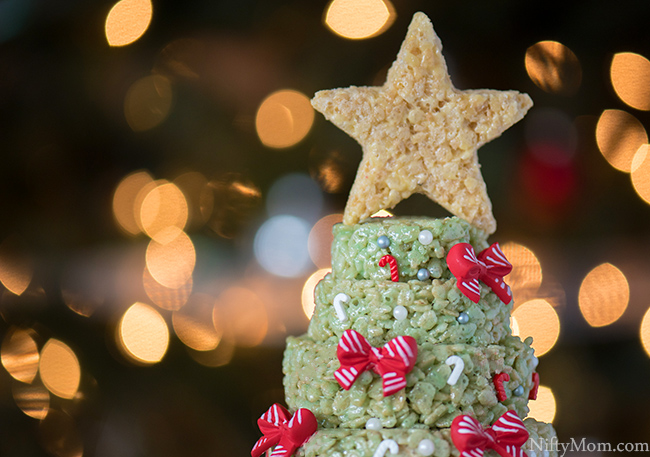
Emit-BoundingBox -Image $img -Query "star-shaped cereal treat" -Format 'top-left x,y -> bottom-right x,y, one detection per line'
311,12 -> 533,234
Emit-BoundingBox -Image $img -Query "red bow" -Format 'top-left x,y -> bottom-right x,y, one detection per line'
251,404 -> 317,457
334,329 -> 418,397
451,410 -> 529,457
447,242 -> 513,304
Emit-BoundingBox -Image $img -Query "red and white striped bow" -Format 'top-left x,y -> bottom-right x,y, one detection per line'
251,404 -> 317,457
447,242 -> 513,304
451,410 -> 529,457
334,329 -> 418,397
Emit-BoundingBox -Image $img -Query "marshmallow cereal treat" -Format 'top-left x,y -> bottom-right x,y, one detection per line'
311,12 -> 532,234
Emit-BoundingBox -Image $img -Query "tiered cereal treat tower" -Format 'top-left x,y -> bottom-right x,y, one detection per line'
252,12 -> 558,457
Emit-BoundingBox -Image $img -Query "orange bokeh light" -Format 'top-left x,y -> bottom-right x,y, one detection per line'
105,0 -> 153,47
172,294 -> 222,351
1,327 -> 40,384
216,287 -> 268,347
610,52 -> 650,111
596,109 -> 648,172
124,75 -> 173,132
578,263 -> 629,327
324,0 -> 395,40
0,239 -> 33,296
527,385 -> 557,423
39,339 -> 81,400
511,299 -> 560,356
256,90 -> 314,148
12,382 -> 50,419
117,302 -> 169,364
525,41 -> 582,95
640,306 -> 650,357
308,214 -> 343,269
145,227 -> 196,289
112,170 -> 155,235
631,144 -> 650,204
301,269 -> 331,319
139,181 -> 188,241
501,242 -> 543,307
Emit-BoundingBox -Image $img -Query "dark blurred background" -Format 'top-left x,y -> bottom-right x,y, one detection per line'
1,0 -> 650,456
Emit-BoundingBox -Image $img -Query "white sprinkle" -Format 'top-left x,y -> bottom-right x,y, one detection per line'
333,293 -> 350,321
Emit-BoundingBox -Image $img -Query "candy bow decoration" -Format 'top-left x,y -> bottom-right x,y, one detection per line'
335,329 -> 418,396
451,410 -> 529,457
447,242 -> 513,304
251,404 -> 317,457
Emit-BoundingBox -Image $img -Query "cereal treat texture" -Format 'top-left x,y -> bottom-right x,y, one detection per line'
311,12 -> 532,234
280,216 -> 557,456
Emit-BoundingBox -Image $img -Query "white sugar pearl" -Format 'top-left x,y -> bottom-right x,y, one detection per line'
393,305 -> 408,321
418,230 -> 433,245
417,439 -> 435,456
365,418 -> 382,430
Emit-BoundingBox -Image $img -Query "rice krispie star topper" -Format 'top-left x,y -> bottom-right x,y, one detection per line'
311,12 -> 533,234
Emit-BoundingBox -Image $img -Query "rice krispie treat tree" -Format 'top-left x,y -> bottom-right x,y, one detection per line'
252,12 -> 557,457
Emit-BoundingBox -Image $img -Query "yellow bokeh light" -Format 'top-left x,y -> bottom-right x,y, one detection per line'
525,41 -> 582,95
324,0 -> 395,40
639,307 -> 650,357
578,263 -> 629,327
610,52 -> 650,111
255,89 -> 315,148
512,299 -> 560,356
371,209 -> 393,218
308,214 -> 343,269
631,144 -> 650,204
112,170 -> 155,235
596,109 -> 648,172
145,227 -> 196,289
143,266 -> 192,311
124,75 -> 173,132
0,239 -> 33,296
172,294 -> 222,351
217,287 -> 268,347
501,242 -> 543,308
39,339 -> 81,400
301,269 -> 331,319
140,181 -> 188,241
527,385 -> 556,423
1,327 -> 40,384
12,382 -> 50,419
105,0 -> 153,47
118,302 -> 169,364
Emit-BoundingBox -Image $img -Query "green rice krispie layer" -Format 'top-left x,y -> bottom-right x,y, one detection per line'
284,334 -> 537,429
295,418 -> 557,457
330,217 -> 489,282
308,274 -> 513,346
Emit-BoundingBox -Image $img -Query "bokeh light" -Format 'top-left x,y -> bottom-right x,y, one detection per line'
267,173 -> 324,222
309,149 -> 347,194
145,227 -> 196,289
173,171 -> 214,230
124,75 -> 173,132
640,306 -> 650,357
511,299 -> 560,356
143,266 -> 192,311
112,170 -> 155,235
596,109 -> 648,172
527,385 -> 557,423
578,263 -> 629,327
12,382 -> 50,419
0,238 -> 33,296
172,294 -> 222,351
105,0 -> 153,47
324,0 -> 395,40
308,214 -> 343,268
117,302 -> 169,364
39,339 -> 81,400
1,327 -> 40,384
139,181 -> 188,241
301,268 -> 331,319
216,287 -> 268,347
525,41 -> 582,95
39,409 -> 83,457
371,209 -> 393,218
501,242 -> 543,307
208,174 -> 262,239
255,90 -> 314,148
187,336 -> 235,368
610,52 -> 650,111
254,215 -> 312,278
631,144 -> 650,204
